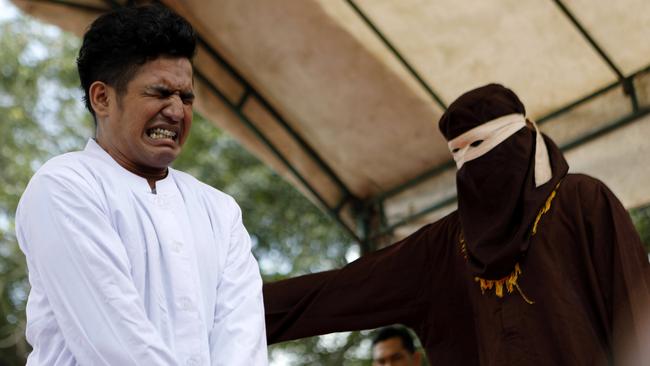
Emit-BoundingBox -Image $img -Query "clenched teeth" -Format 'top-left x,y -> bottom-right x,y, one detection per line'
147,128 -> 177,140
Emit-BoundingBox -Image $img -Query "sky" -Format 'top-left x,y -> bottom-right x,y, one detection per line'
0,0 -> 19,22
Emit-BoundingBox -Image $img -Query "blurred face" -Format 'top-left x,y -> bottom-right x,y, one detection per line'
94,56 -> 194,176
372,338 -> 420,366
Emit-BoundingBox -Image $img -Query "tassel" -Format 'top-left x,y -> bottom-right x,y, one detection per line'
461,182 -> 562,305
472,263 -> 534,304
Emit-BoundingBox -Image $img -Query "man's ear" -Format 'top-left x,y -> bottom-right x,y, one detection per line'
89,81 -> 112,119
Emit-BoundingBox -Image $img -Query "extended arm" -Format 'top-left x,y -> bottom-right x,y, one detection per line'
264,218 -> 458,344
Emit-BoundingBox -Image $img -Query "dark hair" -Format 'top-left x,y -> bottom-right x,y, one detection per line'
77,4 -> 196,119
372,326 -> 416,354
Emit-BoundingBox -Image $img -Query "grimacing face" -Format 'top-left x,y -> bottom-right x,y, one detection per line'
372,337 -> 421,366
92,56 -> 194,176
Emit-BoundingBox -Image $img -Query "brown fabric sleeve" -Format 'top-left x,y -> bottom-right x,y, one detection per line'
580,177 -> 650,365
263,218 -> 456,344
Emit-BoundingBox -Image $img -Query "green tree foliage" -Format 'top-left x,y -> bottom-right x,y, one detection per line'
631,205 -> 650,252
0,13 -> 93,364
173,118 -> 354,280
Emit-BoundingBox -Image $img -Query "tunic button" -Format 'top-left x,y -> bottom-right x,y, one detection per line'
186,355 -> 202,366
178,296 -> 193,311
152,196 -> 170,209
173,241 -> 183,253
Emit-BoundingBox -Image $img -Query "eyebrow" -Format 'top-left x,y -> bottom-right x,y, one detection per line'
146,85 -> 195,100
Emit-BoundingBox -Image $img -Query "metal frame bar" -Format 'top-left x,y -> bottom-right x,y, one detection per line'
372,196 -> 457,241
560,107 -> 650,152
356,205 -> 373,255
536,63 -> 650,124
345,0 -> 447,110
39,0 -> 363,241
340,0 -> 457,242
553,0 -> 639,112
32,0 -> 108,12
537,81 -> 620,125
98,0 -> 357,206
94,0 -> 363,240
376,63 -> 650,205
191,36 -> 353,198
353,0 -> 647,242
193,70 -> 362,243
31,0 -> 364,245
28,0 -> 650,245
371,160 -> 455,204
375,105 -> 650,238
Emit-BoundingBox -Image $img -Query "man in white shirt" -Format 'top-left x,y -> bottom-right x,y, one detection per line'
15,4 -> 268,365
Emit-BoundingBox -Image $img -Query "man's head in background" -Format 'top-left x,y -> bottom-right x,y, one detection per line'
372,326 -> 422,366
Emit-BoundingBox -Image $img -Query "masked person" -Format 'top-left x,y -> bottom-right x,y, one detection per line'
15,5 -> 267,365
264,84 -> 650,365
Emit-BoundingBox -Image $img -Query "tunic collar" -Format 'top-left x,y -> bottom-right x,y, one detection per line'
84,138 -> 176,195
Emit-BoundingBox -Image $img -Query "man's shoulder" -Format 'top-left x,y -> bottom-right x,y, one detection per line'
17,150 -> 101,220
27,150 -> 98,189
35,142 -> 117,178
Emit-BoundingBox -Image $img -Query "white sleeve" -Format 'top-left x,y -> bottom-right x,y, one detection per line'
209,199 -> 268,365
17,172 -> 178,365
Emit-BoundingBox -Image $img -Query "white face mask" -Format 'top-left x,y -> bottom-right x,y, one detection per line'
447,113 -> 552,187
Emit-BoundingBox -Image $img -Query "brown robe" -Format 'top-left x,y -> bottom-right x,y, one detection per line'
264,174 -> 650,365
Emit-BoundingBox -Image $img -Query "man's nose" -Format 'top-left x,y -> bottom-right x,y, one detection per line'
162,95 -> 184,122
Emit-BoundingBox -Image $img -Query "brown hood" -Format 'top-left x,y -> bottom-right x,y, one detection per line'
439,84 -> 569,279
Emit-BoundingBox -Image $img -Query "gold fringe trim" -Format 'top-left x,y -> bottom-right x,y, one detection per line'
460,181 -> 562,305
531,181 -> 561,236
458,233 -> 469,261
473,263 -> 534,304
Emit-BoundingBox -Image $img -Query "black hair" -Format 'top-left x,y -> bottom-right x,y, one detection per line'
77,4 -> 196,120
372,325 -> 416,354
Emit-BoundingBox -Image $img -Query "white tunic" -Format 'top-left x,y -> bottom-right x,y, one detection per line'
16,139 -> 268,365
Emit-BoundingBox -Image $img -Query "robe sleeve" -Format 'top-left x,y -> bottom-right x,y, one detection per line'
15,172 -> 178,365
264,218 -> 457,344
582,178 -> 650,365
208,198 -> 268,365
